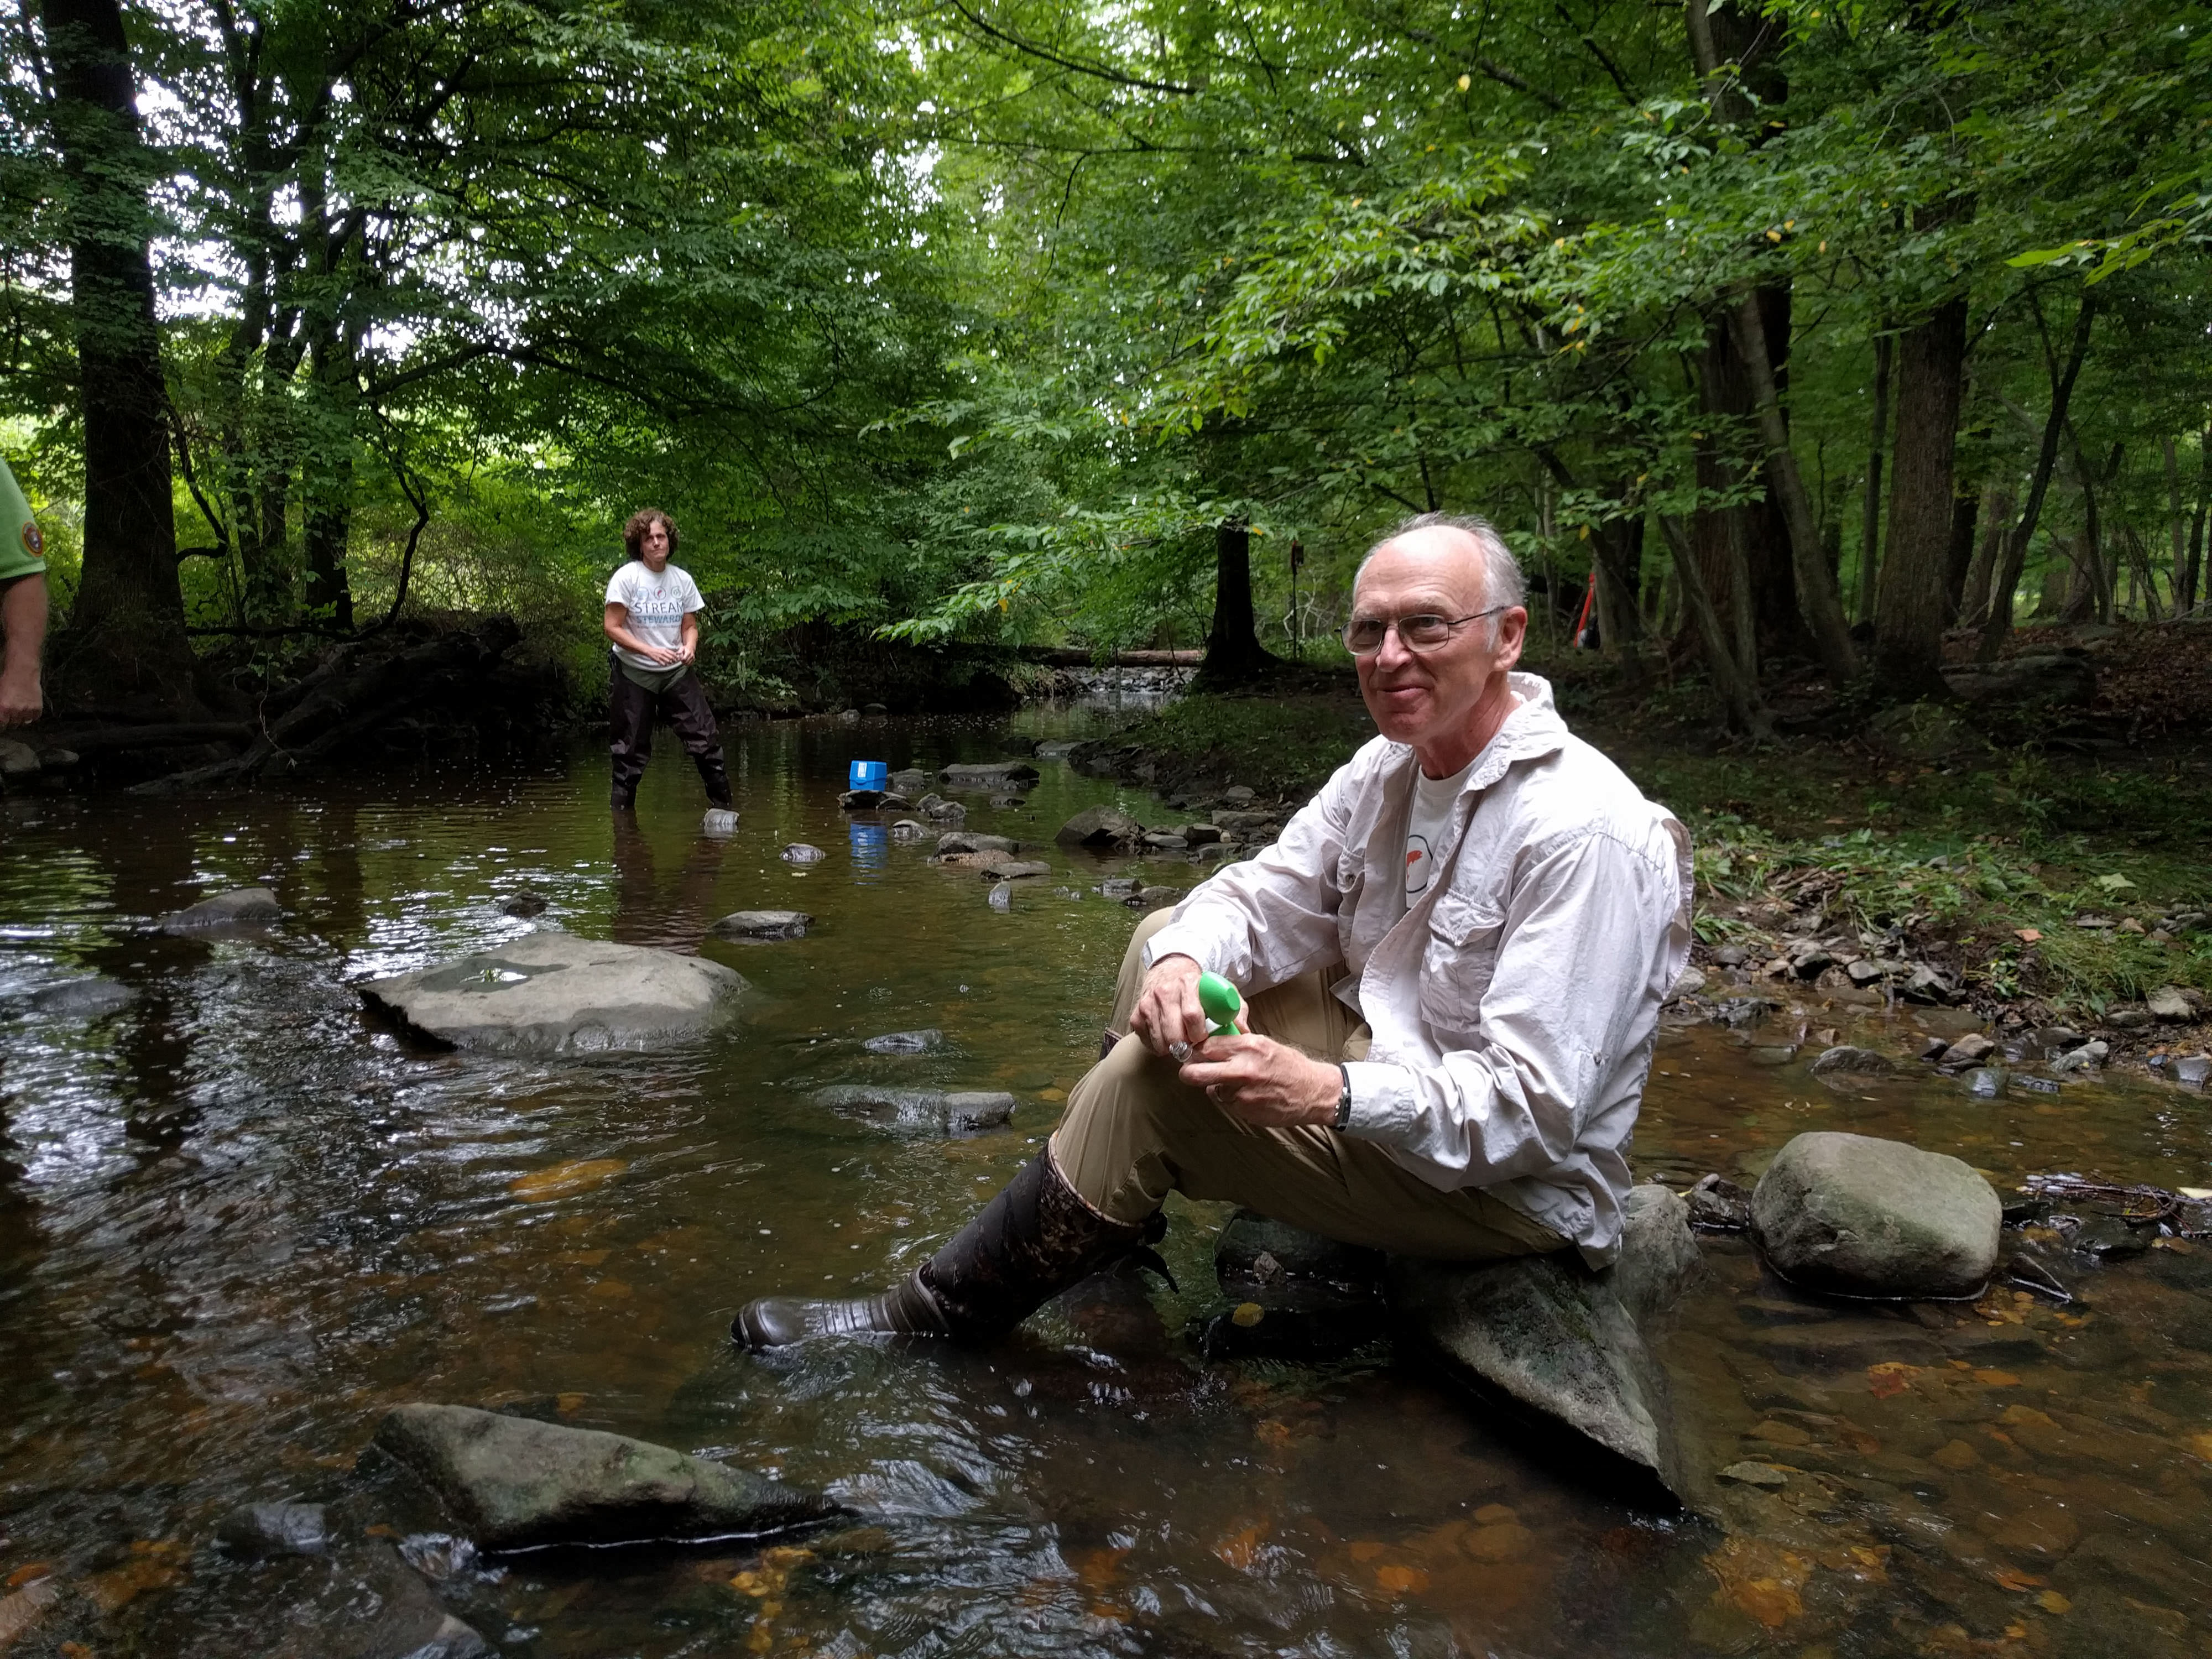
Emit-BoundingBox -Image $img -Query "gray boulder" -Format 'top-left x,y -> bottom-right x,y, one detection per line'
371,1403 -> 841,1551
709,910 -> 812,940
938,760 -> 1039,790
2149,984 -> 2196,1022
889,818 -> 927,842
779,843 -> 827,865
1390,1185 -> 1701,1500
701,808 -> 739,837
810,1084 -> 1015,1134
359,932 -> 747,1054
0,737 -> 39,776
159,885 -> 281,932
1056,805 -> 1143,848
1750,1130 -> 2001,1299
979,859 -> 1051,881
889,768 -> 930,796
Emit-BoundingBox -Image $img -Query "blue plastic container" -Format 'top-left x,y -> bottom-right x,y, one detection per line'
849,759 -> 888,791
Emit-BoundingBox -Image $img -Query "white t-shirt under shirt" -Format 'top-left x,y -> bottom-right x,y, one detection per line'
606,560 -> 705,671
1403,758 -> 1475,910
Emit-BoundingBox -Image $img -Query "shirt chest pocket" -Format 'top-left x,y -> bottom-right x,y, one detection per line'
1420,886 -> 1506,1034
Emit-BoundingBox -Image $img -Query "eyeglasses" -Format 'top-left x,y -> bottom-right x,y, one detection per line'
1342,607 -> 1505,655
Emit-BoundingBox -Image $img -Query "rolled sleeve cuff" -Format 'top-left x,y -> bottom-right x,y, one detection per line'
1139,920 -> 1228,976
1340,1060 -> 1418,1141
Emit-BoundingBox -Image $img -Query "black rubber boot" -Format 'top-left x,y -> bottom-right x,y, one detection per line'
732,1149 -> 1158,1349
697,757 -> 734,809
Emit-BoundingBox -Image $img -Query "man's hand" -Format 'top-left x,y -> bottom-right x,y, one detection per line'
1129,953 -> 1213,1055
1179,1035 -> 1342,1129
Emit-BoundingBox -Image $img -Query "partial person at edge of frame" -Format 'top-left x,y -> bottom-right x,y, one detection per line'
0,455 -> 50,728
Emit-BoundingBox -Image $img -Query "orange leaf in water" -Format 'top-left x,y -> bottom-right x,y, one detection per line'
2184,1432 -> 2212,1462
509,1157 -> 626,1202
1705,1537 -> 1812,1630
1866,1361 -> 1919,1399
2,1565 -> 50,1590
1973,1369 -> 2021,1387
2038,1590 -> 2073,1614
1347,1540 -> 1387,1562
1214,1525 -> 1267,1572
1995,1569 -> 2047,1592
1375,1564 -> 1430,1594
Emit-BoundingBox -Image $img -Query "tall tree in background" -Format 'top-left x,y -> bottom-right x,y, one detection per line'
38,0 -> 194,712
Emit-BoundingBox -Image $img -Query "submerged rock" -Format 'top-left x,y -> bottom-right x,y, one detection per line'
1390,1185 -> 1701,1502
779,843 -> 827,865
29,977 -> 134,1019
1750,1130 -> 2001,1300
937,832 -> 1018,855
810,1084 -> 1015,1134
863,1028 -> 942,1055
701,808 -> 739,836
216,1500 -> 330,1558
500,893 -> 549,919
1808,1044 -> 1900,1082
889,768 -> 930,796
938,760 -> 1039,790
980,859 -> 1051,882
159,885 -> 281,932
1194,1211 -> 1389,1360
1215,1209 -> 1383,1288
359,932 -> 746,1054
889,818 -> 927,842
710,910 -> 812,940
371,1403 -> 841,1551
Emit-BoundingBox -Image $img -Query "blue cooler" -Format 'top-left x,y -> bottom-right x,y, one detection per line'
849,759 -> 888,792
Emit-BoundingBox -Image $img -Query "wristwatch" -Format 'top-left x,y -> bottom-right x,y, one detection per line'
1332,1063 -> 1353,1131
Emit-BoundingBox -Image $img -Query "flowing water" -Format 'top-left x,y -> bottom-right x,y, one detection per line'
1,714 -> 2209,1658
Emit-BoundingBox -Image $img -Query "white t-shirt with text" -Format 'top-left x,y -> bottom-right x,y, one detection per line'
606,560 -> 704,671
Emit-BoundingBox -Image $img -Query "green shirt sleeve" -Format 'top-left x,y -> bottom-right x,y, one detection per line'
0,457 -> 48,583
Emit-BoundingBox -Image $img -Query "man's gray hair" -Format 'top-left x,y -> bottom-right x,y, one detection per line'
1355,512 -> 1527,641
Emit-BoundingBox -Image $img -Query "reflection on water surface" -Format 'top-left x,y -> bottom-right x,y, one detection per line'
0,714 -> 2208,1656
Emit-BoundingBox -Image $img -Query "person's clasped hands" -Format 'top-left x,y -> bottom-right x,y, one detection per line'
1128,954 -> 1342,1128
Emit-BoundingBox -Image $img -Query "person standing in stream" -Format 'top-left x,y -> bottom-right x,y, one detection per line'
603,508 -> 733,812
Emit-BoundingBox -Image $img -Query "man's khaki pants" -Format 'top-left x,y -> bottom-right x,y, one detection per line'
1048,909 -> 1567,1262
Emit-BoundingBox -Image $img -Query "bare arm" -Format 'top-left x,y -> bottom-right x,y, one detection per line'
603,602 -> 681,666
0,573 -> 46,726
678,611 -> 698,664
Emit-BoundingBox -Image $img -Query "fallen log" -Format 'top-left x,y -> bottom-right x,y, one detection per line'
46,722 -> 256,753
129,619 -> 522,795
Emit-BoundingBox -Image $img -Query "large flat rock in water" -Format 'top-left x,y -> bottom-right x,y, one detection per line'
372,1404 -> 842,1551
359,932 -> 745,1055
1390,1185 -> 1703,1505
1751,1130 -> 2000,1299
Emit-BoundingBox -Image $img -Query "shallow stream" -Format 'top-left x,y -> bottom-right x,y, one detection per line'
2,713 -> 2209,1657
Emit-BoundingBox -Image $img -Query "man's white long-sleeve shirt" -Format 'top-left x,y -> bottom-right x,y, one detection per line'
1142,674 -> 1692,1265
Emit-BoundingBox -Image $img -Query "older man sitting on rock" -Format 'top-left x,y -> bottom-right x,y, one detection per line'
734,512 -> 1693,1349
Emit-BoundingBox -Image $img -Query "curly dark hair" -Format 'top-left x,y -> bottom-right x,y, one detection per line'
622,508 -> 679,562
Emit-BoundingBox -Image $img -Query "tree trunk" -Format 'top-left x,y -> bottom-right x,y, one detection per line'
1960,484 -> 2010,627
1869,298 -> 1967,695
1590,509 -> 1645,676
1726,290 -> 1859,685
1197,519 -> 1274,685
1978,292 -> 2096,660
2185,429 -> 2210,617
41,0 -> 197,714
1659,514 -> 1771,736
1943,484 -> 1980,623
1858,330 -> 1891,624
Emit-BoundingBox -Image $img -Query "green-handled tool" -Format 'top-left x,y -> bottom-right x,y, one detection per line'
1196,971 -> 1243,1036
